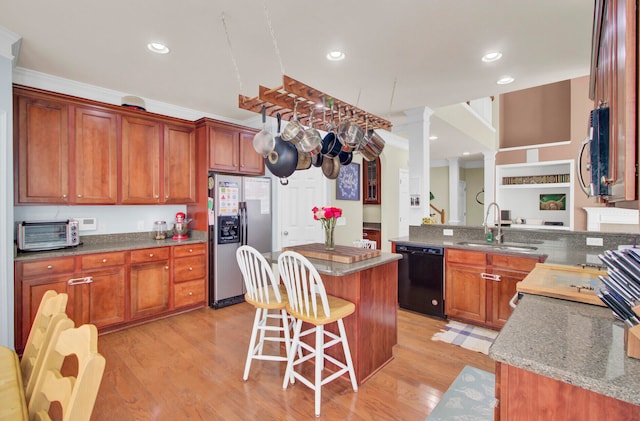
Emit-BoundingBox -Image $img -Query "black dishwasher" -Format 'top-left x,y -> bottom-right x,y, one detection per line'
397,244 -> 445,318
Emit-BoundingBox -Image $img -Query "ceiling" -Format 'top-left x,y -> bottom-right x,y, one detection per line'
0,0 -> 594,161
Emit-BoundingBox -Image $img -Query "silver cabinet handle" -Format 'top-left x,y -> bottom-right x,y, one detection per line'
165,266 -> 170,270
509,292 -> 520,309
481,272 -> 501,281
102,258 -> 107,263
68,276 -> 93,285
188,249 -> 193,253
188,267 -> 193,271
149,253 -> 154,257
188,291 -> 193,296
47,265 -> 53,269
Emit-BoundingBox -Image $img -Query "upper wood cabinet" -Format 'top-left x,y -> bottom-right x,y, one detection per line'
121,115 -> 162,204
590,0 -> 637,202
15,86 -> 197,205
164,123 -> 196,203
363,158 -> 381,204
196,118 -> 263,175
15,93 -> 70,203
75,106 -> 118,204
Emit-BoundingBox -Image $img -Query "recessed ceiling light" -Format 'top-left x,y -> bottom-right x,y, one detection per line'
429,135 -> 438,140
326,51 -> 345,61
482,52 -> 502,62
147,42 -> 170,54
497,76 -> 515,85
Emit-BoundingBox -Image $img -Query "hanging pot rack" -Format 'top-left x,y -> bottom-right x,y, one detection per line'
239,75 -> 393,131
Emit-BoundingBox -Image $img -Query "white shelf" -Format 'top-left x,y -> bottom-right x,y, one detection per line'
511,223 -> 571,231
500,182 -> 571,189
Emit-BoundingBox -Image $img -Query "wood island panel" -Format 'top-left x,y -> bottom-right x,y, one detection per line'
319,259 -> 398,385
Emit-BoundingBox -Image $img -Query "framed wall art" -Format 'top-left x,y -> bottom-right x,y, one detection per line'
336,162 -> 360,201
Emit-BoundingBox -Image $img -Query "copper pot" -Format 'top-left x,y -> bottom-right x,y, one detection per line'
321,156 -> 340,179
360,129 -> 385,161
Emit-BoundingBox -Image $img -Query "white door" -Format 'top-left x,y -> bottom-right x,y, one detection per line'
398,169 -> 410,237
277,167 -> 327,249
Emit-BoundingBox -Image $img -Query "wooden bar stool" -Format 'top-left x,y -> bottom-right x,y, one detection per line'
236,245 -> 295,381
277,251 -> 358,417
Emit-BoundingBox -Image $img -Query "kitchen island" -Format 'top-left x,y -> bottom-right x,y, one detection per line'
489,294 -> 640,419
264,246 -> 402,385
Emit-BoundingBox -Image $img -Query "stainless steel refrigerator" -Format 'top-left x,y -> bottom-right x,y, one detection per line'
208,173 -> 272,308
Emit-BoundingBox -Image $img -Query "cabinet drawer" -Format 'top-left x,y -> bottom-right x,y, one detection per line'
174,255 -> 206,282
173,243 -> 206,258
491,254 -> 539,272
81,251 -> 126,270
446,249 -> 487,265
21,257 -> 76,278
174,279 -> 206,308
130,247 -> 170,264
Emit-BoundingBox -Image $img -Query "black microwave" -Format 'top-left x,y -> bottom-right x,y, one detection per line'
17,220 -> 80,251
577,106 -> 610,197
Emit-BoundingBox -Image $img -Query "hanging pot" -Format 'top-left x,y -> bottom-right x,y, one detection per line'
337,109 -> 365,151
338,150 -> 353,165
252,105 -> 275,157
360,129 -> 386,161
296,150 -> 312,170
299,107 -> 323,154
280,101 -> 305,144
265,113 -> 298,178
311,153 -> 323,167
321,132 -> 343,158
321,156 -> 341,179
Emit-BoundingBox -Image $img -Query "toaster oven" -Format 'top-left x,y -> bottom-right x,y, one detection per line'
17,220 -> 80,251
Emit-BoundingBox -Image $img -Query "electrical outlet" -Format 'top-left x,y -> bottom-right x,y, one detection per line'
137,221 -> 145,231
586,237 -> 603,246
443,229 -> 453,236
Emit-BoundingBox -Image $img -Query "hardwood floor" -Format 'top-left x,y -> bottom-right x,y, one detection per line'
92,304 -> 495,420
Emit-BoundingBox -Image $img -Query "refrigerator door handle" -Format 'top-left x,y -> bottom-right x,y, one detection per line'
239,202 -> 248,246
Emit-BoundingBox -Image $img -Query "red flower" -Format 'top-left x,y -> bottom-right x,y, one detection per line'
312,206 -> 342,221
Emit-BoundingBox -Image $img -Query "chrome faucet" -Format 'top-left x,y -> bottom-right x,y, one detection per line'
484,202 -> 504,243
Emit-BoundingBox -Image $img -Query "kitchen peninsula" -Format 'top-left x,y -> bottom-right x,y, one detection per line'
264,244 -> 402,385
490,294 -> 640,419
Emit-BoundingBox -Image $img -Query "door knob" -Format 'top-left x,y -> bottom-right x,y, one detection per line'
283,231 -> 289,236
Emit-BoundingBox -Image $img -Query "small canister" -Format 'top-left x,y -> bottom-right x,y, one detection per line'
154,221 -> 167,240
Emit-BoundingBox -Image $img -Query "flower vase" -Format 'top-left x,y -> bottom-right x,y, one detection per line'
324,222 -> 335,251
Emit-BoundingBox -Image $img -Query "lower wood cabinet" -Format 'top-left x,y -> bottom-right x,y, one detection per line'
14,242 -> 207,352
129,247 -> 171,320
445,249 -> 540,329
362,229 -> 381,250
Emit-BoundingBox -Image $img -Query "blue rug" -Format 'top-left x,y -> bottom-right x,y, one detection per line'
426,366 -> 496,421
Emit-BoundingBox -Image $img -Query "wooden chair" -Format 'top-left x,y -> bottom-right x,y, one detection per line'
28,323 -> 105,421
20,290 -> 69,403
277,251 -> 358,417
236,245 -> 295,381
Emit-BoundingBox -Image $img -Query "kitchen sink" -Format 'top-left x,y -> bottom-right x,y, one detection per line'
456,241 -> 538,253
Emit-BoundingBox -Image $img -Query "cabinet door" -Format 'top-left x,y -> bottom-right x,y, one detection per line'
74,106 -> 118,204
16,94 -> 70,204
130,260 -> 171,319
486,268 -> 524,329
208,125 -> 239,172
121,115 -> 161,203
363,158 -> 381,204
72,266 -> 126,329
174,279 -> 206,308
164,123 -> 196,203
239,131 -> 264,175
445,262 -> 487,324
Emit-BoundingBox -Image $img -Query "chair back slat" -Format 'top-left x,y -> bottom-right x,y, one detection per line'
278,251 -> 330,319
236,245 -> 282,305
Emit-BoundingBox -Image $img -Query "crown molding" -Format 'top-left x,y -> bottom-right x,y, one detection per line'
0,26 -> 21,64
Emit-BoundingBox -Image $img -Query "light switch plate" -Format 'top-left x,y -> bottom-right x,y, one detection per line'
443,229 -> 453,236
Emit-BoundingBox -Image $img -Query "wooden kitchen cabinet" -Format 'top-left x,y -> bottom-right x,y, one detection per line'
590,0 -> 637,203
196,118 -> 263,175
445,248 -> 540,329
74,106 -> 118,204
363,158 -> 381,204
172,244 -> 207,309
121,115 -> 162,204
129,247 -> 171,319
77,251 -> 127,329
362,229 -> 381,250
164,122 -> 196,203
15,92 -> 70,204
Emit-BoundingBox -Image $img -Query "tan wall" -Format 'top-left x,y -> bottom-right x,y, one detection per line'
429,166 -> 449,223
462,167 -> 485,225
496,76 -> 605,231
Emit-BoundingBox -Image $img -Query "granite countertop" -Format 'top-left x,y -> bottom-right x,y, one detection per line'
489,294 -> 640,405
14,231 -> 207,261
263,250 -> 402,276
